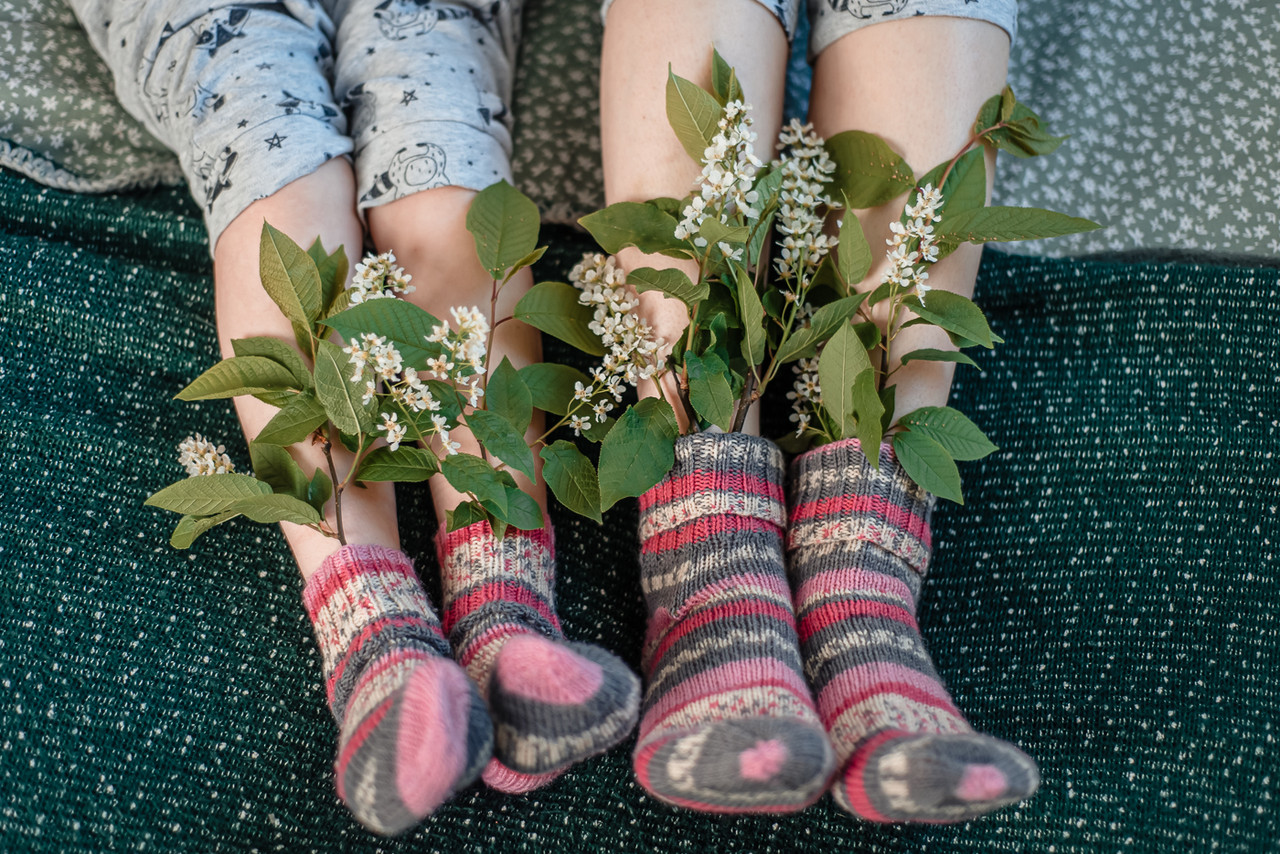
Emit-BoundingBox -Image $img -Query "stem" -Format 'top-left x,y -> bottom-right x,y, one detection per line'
321,435 -> 347,546
730,371 -> 756,433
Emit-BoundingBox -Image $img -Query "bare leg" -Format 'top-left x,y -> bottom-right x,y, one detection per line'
808,17 -> 1010,420
601,0 -> 789,433
213,158 -> 399,582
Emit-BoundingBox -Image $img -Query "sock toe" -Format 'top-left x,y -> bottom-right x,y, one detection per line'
481,757 -> 565,794
636,716 -> 835,813
838,731 -> 1040,823
487,637 -> 641,775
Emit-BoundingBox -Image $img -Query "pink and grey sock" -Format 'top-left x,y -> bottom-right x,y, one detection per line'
436,521 -> 640,788
787,439 -> 1039,823
634,433 -> 835,813
302,544 -> 492,835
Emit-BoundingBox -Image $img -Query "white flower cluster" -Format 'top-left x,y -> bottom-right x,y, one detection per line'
883,184 -> 944,303
177,434 -> 236,477
787,357 -> 822,437
343,333 -> 436,451
566,253 -> 668,436
347,251 -> 415,304
772,119 -> 838,288
425,306 -> 489,408
674,99 -> 763,249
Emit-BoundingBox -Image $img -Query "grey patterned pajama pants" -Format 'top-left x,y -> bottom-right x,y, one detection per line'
67,0 -> 521,250
601,0 -> 1017,57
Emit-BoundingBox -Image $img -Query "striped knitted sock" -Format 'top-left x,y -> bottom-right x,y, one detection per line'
436,521 -> 640,787
787,439 -> 1039,823
301,544 -> 492,835
634,433 -> 836,813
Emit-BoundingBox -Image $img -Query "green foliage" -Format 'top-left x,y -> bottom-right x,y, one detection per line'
685,351 -> 734,431
975,86 -> 1068,159
466,179 -> 542,280
836,207 -> 873,289
356,446 -> 440,482
774,295 -> 867,364
466,409 -> 537,482
898,406 -> 998,461
442,453 -> 510,516
307,237 -> 348,317
541,441 -> 602,523
146,473 -> 272,517
597,398 -> 678,512
313,339 -> 376,433
666,68 -> 722,163
487,357 -> 533,434
446,500 -> 489,533
518,363 -> 590,416
514,282 -> 605,356
176,356 -> 299,401
249,443 -> 309,499
231,337 -> 312,389
826,130 -> 915,208
901,292 -> 1001,349
254,391 -> 327,445
818,323 -> 873,438
259,223 -> 322,353
170,511 -> 239,550
325,298 -> 442,368
892,429 -> 963,504
936,206 -> 1101,251
579,202 -> 689,257
628,266 -> 709,305
899,348 -> 980,370
710,48 -> 744,105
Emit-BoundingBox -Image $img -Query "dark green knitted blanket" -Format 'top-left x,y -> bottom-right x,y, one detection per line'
1,166 -> 1276,852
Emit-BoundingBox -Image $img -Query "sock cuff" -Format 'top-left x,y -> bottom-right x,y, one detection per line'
639,432 -> 787,538
434,520 -> 558,632
302,543 -> 419,622
787,438 -> 934,573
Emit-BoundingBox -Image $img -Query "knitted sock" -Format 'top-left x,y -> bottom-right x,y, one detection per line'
787,439 -> 1039,823
633,433 -> 836,813
302,544 -> 492,835
436,520 -> 640,787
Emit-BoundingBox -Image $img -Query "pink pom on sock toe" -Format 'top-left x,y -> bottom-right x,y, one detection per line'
955,764 -> 1009,803
493,634 -> 604,705
396,659 -> 472,815
739,739 -> 789,781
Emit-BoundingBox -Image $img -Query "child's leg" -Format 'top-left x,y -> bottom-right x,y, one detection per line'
601,0 -> 837,813
67,2 -> 491,832
786,11 -> 1039,822
336,0 -> 641,788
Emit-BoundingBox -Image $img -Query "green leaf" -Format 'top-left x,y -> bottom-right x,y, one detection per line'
981,97 -> 1068,159
307,237 -> 349,316
851,369 -> 884,462
486,484 -> 544,532
518,363 -> 590,416
648,196 -> 684,217
254,391 -> 328,445
466,180 -> 541,280
628,266 -> 709,305
306,468 -> 332,512
597,397 -> 678,512
899,348 -> 980,370
249,443 -> 309,499
325,298 -> 444,368
818,322 -> 873,437
259,223 -> 323,350
917,148 -> 987,222
898,405 -> 998,461
503,246 -> 548,282
170,511 -> 239,549
540,441 -> 602,523
684,351 -> 734,431
736,266 -> 766,366
356,446 -> 440,482
901,292 -> 999,349
699,218 -> 750,246
999,85 -> 1017,123
176,356 -> 299,401
231,337 -> 313,389
710,48 -> 744,105
774,294 -> 868,364
892,430 -> 963,504
836,205 -> 873,288
229,493 -> 323,525
513,282 -> 605,356
145,473 -> 272,516
466,408 -> 537,482
666,68 -> 721,164
825,131 -> 914,208
441,454 -> 508,514
879,384 -> 897,434
579,201 -> 690,256
487,357 -> 533,435
314,338 -> 376,433
446,500 -> 490,533
936,206 -> 1101,247
852,321 -> 881,352
974,90 -> 1002,133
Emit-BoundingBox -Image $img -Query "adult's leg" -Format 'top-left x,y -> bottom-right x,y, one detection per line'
787,12 -> 1040,823
338,0 -> 641,789
601,0 -> 836,814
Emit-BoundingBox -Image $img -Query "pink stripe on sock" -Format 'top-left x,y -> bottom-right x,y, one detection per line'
443,583 -> 560,635
639,471 -> 784,512
436,519 -> 554,560
797,600 -> 918,643
819,663 -> 959,719
334,693 -> 394,799
646,599 -> 797,673
303,551 -> 417,621
455,623 -> 529,671
640,515 -> 780,555
481,758 -> 563,794
789,495 -> 931,546
640,662 -> 815,731
343,647 -> 435,708
327,615 -> 445,700
840,729 -> 902,823
792,569 -> 914,614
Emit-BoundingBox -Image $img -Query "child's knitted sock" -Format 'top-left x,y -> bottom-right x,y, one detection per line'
787,439 -> 1039,823
302,544 -> 492,835
436,521 -> 640,787
634,433 -> 835,813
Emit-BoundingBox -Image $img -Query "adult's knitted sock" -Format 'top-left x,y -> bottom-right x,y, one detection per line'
302,544 -> 492,835
436,520 -> 640,787
787,439 -> 1039,823
633,433 -> 835,813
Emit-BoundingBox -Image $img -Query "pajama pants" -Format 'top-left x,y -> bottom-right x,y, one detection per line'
67,0 -> 521,250
601,0 -> 1017,57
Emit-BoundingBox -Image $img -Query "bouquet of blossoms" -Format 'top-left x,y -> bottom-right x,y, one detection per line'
569,51 -> 1099,502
